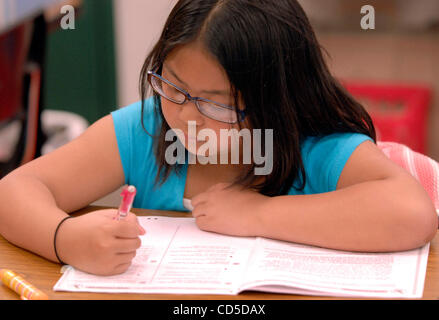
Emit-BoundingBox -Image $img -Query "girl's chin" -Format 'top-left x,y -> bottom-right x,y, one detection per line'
172,130 -> 235,159
184,141 -> 218,158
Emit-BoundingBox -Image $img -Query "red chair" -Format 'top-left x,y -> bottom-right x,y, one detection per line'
345,83 -> 432,154
0,25 -> 27,122
378,141 -> 439,219
0,22 -> 43,178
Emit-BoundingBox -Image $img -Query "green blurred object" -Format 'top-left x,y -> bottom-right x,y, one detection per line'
43,0 -> 117,124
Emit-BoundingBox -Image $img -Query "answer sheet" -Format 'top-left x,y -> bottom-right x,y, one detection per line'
54,217 -> 430,298
54,217 -> 255,294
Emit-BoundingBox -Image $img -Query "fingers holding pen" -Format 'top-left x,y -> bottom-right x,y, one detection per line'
112,213 -> 146,238
113,237 -> 142,253
57,185 -> 144,276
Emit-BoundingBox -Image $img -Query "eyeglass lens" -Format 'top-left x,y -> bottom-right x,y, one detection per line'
150,75 -> 238,124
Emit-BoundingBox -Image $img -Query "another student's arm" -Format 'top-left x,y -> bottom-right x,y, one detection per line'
192,141 -> 438,252
0,115 -> 143,275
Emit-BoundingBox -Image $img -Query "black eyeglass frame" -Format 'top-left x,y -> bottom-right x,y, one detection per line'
147,70 -> 246,124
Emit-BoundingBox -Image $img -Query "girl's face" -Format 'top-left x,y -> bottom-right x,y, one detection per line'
161,41 -> 245,159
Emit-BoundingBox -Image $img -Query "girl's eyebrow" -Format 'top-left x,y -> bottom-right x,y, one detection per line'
163,64 -> 230,97
163,64 -> 188,87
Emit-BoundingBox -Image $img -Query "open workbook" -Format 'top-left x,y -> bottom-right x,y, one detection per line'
54,216 -> 430,298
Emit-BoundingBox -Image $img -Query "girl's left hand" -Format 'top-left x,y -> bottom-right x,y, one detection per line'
191,183 -> 269,237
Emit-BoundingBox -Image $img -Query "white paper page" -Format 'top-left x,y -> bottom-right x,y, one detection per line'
147,218 -> 255,294
239,238 -> 430,298
54,216 -> 180,293
54,217 -> 255,295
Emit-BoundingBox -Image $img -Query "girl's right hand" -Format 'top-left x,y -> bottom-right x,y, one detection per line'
56,209 -> 146,276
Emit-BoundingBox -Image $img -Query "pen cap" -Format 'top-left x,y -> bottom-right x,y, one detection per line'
119,185 -> 136,212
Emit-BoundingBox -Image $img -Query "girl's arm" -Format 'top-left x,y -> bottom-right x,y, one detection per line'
258,141 -> 438,252
0,115 -> 143,275
192,141 -> 438,252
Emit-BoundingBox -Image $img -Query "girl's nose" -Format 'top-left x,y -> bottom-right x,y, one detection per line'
178,100 -> 204,125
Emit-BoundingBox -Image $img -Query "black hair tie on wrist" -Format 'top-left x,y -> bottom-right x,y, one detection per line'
54,216 -> 73,265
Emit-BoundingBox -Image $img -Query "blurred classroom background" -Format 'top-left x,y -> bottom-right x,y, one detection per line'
301,0 -> 439,161
0,0 -> 438,205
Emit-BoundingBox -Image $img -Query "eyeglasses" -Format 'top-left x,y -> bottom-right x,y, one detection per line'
147,70 -> 246,124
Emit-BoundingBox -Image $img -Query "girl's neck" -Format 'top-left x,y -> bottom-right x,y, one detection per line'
189,161 -> 247,182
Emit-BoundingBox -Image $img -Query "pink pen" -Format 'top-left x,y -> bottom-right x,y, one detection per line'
116,185 -> 137,220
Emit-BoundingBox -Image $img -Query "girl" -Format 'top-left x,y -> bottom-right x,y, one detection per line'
0,0 -> 437,276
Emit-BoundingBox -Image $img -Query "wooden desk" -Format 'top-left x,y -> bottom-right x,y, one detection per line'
1,206 -> 439,300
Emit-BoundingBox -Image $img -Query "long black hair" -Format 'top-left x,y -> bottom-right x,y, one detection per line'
139,0 -> 376,196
